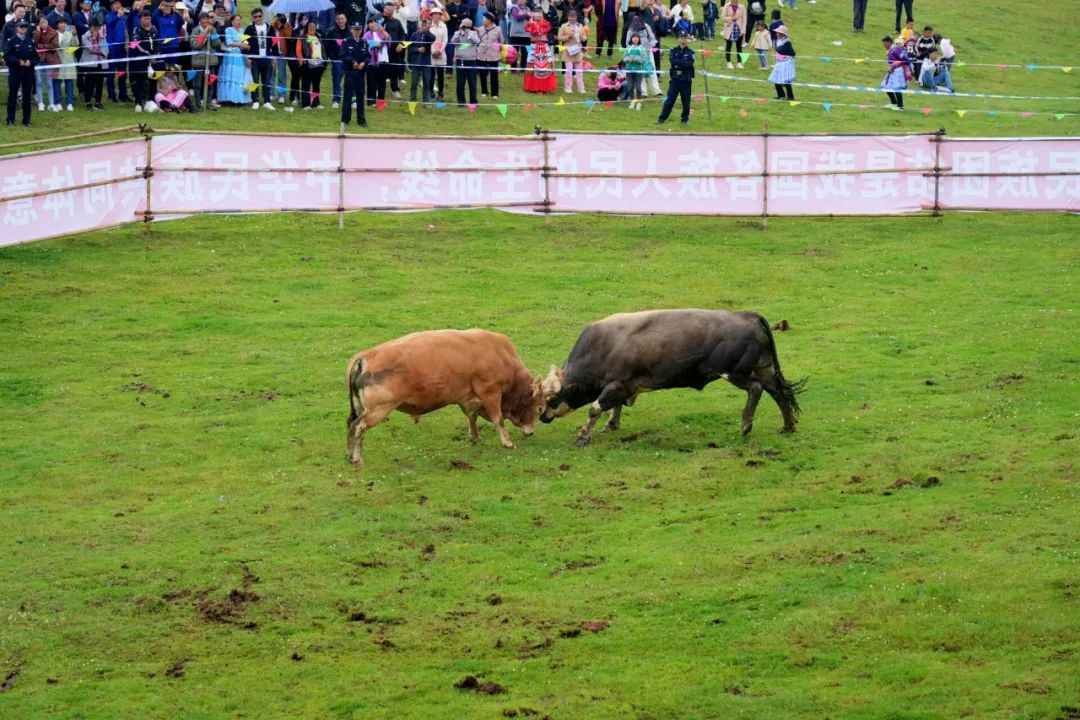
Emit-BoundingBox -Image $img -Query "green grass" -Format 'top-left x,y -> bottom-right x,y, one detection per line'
2,0 -> 1078,154
1,210 -> 1078,718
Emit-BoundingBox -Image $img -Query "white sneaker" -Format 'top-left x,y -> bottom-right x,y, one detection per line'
278,95 -> 285,103
726,62 -> 734,69
66,104 -> 74,111
302,106 -> 311,111
135,104 -> 143,112
263,103 -> 275,110
492,95 -> 498,99
737,62 -> 744,69
291,99 -> 298,106
316,105 -> 325,110
285,105 -> 294,112
144,101 -> 157,112
38,102 -> 45,111
392,91 -> 401,99
252,101 -> 260,109
332,101 -> 340,108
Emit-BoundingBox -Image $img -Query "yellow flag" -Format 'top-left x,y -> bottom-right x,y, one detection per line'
1064,67 -> 1073,73
152,70 -> 165,79
241,34 -> 250,40
556,96 -> 565,105
246,81 -> 260,92
66,46 -> 78,54
788,101 -> 801,107
408,101 -> 417,115
955,109 -> 967,118
853,57 -> 866,64
556,44 -> 565,52
401,41 -> 412,48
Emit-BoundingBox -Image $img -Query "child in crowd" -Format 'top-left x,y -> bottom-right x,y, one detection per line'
596,65 -> 624,101
899,19 -> 914,43
155,64 -> 195,111
938,34 -> 955,68
702,0 -> 717,39
622,31 -> 647,109
751,20 -> 771,69
768,24 -> 794,99
768,8 -> 782,41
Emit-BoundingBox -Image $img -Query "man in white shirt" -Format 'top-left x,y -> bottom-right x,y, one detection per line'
243,7 -> 278,108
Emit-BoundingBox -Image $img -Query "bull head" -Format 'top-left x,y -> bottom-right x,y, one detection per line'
540,365 -> 574,423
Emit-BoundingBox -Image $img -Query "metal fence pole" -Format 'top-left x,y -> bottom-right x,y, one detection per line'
338,129 -> 346,231
143,126 -> 154,235
202,40 -> 211,110
700,50 -> 712,121
539,126 -> 553,221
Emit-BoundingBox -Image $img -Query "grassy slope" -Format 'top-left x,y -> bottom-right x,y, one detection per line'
0,211 -> 1078,719
1,0 -> 1078,153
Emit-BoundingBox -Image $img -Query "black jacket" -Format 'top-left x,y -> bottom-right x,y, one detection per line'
243,22 -> 279,56
3,30 -> 36,66
340,33 -> 370,70
325,23 -> 348,59
130,24 -> 158,63
668,44 -> 694,79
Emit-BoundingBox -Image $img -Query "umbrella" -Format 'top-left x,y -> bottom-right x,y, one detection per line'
265,0 -> 335,15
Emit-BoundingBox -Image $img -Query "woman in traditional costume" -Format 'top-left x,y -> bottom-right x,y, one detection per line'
523,12 -> 556,93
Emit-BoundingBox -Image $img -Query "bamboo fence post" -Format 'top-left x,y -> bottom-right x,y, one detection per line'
761,119 -> 769,229
932,126 -> 945,218
338,129 -> 346,231
539,126 -> 553,221
202,40 -> 211,110
143,126 -> 154,235
700,48 -> 712,122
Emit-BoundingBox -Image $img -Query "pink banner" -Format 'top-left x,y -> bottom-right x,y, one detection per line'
2,133 -> 1077,246
938,139 -> 1080,211
0,139 -> 146,247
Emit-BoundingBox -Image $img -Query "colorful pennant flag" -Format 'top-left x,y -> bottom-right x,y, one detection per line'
1054,113 -> 1067,120
245,81 -> 260,91
468,103 -> 477,113
65,46 -> 78,54
163,36 -> 175,44
719,95 -> 730,102
186,70 -> 197,81
603,100 -> 614,109
129,40 -> 138,49
738,108 -> 748,117
738,52 -> 750,64
822,102 -> 832,112
854,58 -> 866,64
271,36 -> 280,46
241,34 -> 250,40
693,93 -> 703,102
208,73 -> 218,85
408,101 -> 417,115
197,34 -> 207,43
955,109 -> 967,117
311,92 -> 319,102
1021,111 -> 1033,117
496,103 -> 508,117
820,56 -> 832,62
523,103 -> 534,111
375,99 -> 386,111
435,101 -> 447,108
153,71 -> 166,80
755,97 -> 769,104
116,71 -> 126,79
401,41 -> 412,48
921,107 -> 932,116
1063,67 -> 1073,73
49,71 -> 59,79
336,38 -> 344,46
701,49 -> 712,57
556,96 -> 565,105
789,100 -> 800,107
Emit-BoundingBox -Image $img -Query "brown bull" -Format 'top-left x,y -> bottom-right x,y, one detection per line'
346,329 -> 542,468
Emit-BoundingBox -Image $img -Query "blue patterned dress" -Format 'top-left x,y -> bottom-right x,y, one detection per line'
218,26 -> 251,104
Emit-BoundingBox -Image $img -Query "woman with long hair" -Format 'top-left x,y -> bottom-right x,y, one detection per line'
295,19 -> 326,109
218,14 -> 251,105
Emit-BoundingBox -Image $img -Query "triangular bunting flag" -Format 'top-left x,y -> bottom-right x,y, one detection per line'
467,103 -> 477,113
271,36 -> 280,46
603,100 -> 614,109
163,36 -> 175,44
197,34 -> 206,43
987,110 -> 997,117
208,74 -> 218,85
523,103 -> 534,111
956,60 -> 966,67
1026,64 -> 1038,70
858,104 -> 868,109
496,103 -> 508,117
186,70 -> 197,81
822,102 -> 832,112
435,101 -> 447,109
584,99 -> 596,109
376,98 -> 388,111
739,52 -> 750,63
1021,111 -> 1033,117
820,56 -> 832,62
401,41 -> 412,48
66,46 -> 78,54
755,97 -> 769,104
1063,67 -> 1073,73
48,71 -> 59,79
311,92 -> 320,102
701,49 -> 712,57
921,107 -> 932,116
738,109 -> 748,117
556,44 -> 564,52
307,36 -> 316,44
153,71 -> 165,80
788,100 -> 800,107
278,85 -> 286,96
719,95 -> 730,102
116,71 -> 126,79
241,34 -> 250,41
1054,113 -> 1067,120
556,96 -> 565,105
336,38 -> 344,46
954,109 -> 967,117
408,101 -> 417,115
459,42 -> 471,49
854,58 -> 866,64
995,63 -> 1006,68
245,81 -> 259,91
129,40 -> 138,49
692,93 -> 703,102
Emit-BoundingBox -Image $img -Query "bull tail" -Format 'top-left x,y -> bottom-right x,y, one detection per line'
758,315 -> 806,419
347,354 -> 366,425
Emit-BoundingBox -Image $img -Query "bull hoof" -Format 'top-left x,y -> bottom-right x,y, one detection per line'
501,441 -> 516,450
469,435 -> 480,444
741,423 -> 753,436
349,457 -> 365,469
780,425 -> 796,434
601,423 -> 620,433
573,436 -> 591,448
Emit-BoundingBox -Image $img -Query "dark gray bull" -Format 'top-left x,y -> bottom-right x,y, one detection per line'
539,309 -> 804,446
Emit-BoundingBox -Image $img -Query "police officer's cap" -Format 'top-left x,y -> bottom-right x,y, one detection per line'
349,20 -> 363,28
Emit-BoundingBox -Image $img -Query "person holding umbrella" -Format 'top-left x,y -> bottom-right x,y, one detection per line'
340,18 -> 369,124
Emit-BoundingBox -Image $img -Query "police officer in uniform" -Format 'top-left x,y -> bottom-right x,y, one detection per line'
4,20 -> 36,127
339,20 -> 370,127
657,31 -> 695,125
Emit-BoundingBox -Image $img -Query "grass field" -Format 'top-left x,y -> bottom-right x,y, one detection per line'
1,210 -> 1078,718
2,0 -> 1079,153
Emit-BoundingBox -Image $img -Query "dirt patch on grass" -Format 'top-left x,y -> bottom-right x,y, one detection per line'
1003,679 -> 1052,695
341,608 -> 406,625
992,373 -> 1025,389
164,659 -> 188,678
559,556 -> 606,573
449,460 -> 476,471
1,667 -> 21,693
487,594 -> 503,606
580,620 -> 610,633
120,382 -> 168,396
454,675 -> 506,694
502,708 -> 547,718
568,495 -> 622,512
421,544 -> 437,560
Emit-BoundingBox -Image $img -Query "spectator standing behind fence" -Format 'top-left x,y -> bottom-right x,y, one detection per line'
130,10 -> 158,111
340,19 -> 369,125
325,12 -> 348,108
381,3 -> 406,98
880,35 -> 907,109
153,0 -> 183,65
750,19 -> 770,69
852,0 -> 867,32
558,9 -> 588,94
721,0 -> 745,69
894,0 -> 913,34
189,12 -> 220,109
5,19 -> 36,126
701,0 -> 716,39
47,1 -> 72,30
594,0 -> 617,57
428,7 -> 448,99
768,23 -> 794,98
450,17 -> 479,105
54,18 -> 77,111
82,18 -> 108,110
244,7 -> 277,109
476,11 -> 502,98
407,17 -> 435,102
507,0 -> 529,72
621,32 -> 646,109
105,0 -> 130,103
218,14 -> 251,105
272,13 -> 295,103
744,0 -> 763,43
295,20 -> 326,109
33,15 -> 59,111
362,15 -> 389,105
656,31 -> 693,124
